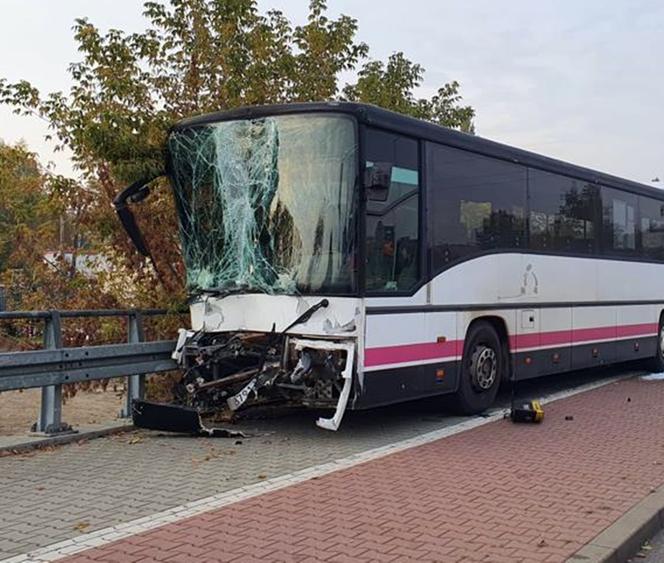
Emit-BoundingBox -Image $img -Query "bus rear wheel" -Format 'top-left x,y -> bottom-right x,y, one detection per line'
453,321 -> 504,415
645,318 -> 664,373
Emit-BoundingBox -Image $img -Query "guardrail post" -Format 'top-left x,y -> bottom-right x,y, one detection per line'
34,311 -> 74,435
121,312 -> 145,418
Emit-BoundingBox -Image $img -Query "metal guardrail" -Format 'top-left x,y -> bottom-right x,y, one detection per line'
0,341 -> 177,391
0,309 -> 179,435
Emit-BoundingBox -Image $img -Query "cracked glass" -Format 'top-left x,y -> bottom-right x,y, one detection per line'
168,114 -> 358,295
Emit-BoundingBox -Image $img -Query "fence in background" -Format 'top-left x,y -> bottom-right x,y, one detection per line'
0,309 -> 178,435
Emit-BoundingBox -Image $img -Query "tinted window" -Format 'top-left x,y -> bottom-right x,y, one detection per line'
601,186 -> 637,255
639,196 -> 664,260
365,129 -> 420,292
427,143 -> 526,269
528,169 -> 601,254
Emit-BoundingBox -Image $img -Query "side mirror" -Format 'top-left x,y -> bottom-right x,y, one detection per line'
365,162 -> 392,202
112,175 -> 163,257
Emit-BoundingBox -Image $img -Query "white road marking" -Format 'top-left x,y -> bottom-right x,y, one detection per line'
1,373 -> 633,563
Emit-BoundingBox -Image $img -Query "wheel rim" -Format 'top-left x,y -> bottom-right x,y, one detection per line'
659,326 -> 664,356
470,345 -> 497,391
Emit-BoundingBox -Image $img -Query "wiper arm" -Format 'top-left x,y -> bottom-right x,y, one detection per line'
282,299 -> 329,334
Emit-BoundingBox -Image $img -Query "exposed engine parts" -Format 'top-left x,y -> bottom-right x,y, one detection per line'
134,325 -> 355,435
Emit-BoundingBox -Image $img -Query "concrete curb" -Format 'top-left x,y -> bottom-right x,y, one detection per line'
0,422 -> 134,455
567,485 -> 664,562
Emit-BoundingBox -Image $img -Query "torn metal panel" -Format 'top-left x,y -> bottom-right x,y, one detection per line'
132,399 -> 244,438
172,328 -> 195,362
289,338 -> 356,431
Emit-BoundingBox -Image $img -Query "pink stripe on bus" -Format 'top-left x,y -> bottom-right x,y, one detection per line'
511,329 -> 574,349
364,340 -> 460,367
616,322 -> 659,337
365,322 -> 659,368
571,326 -> 617,342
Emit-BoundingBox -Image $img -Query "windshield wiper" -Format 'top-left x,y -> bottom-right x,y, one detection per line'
282,299 -> 329,334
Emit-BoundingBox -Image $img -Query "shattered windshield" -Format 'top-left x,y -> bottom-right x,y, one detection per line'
168,114 -> 358,295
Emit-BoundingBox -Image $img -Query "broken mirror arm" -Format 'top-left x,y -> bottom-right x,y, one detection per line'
113,174 -> 164,257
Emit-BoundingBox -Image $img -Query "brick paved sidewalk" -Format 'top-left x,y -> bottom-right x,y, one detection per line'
50,378 -> 664,562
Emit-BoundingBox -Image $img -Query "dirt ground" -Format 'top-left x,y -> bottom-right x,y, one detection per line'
0,385 -> 124,436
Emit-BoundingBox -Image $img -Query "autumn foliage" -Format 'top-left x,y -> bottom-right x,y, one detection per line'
0,0 -> 476,314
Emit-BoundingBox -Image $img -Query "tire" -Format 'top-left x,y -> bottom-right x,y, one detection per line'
645,317 -> 664,373
453,321 -> 505,415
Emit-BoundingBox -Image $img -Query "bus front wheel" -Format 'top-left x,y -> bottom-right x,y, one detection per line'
453,321 -> 504,415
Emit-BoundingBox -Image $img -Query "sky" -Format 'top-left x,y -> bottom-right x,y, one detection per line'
0,0 -> 662,185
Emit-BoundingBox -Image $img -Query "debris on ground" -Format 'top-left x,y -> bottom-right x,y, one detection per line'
191,447 -> 225,467
73,522 -> 90,532
132,399 -> 245,438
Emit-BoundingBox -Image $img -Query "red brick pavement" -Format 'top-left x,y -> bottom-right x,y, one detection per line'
63,378 -> 664,562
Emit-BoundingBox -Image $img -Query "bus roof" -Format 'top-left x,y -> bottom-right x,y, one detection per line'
172,101 -> 663,200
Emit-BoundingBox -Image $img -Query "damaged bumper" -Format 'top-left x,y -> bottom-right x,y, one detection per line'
134,328 -> 358,434
289,338 -> 355,431
132,399 -> 244,438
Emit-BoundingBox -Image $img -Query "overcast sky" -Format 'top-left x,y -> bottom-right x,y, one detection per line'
0,0 -> 662,185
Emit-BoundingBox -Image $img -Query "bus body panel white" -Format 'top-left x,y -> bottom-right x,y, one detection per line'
431,253 -> 664,305
362,286 -> 428,308
363,309 -> 458,372
189,294 -> 363,339
359,253 -> 663,406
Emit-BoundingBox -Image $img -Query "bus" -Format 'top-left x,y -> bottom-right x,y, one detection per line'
114,102 -> 664,432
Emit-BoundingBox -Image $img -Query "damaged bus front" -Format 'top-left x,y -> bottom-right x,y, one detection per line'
115,106 -> 368,431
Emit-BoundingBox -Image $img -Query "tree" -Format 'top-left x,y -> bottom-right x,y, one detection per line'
343,52 -> 475,133
0,141 -> 56,276
0,141 -> 110,313
0,0 -> 476,305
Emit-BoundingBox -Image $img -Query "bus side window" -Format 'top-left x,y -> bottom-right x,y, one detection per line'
365,129 -> 420,292
639,196 -> 664,261
426,142 -> 526,270
528,169 -> 601,254
602,186 -> 637,256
